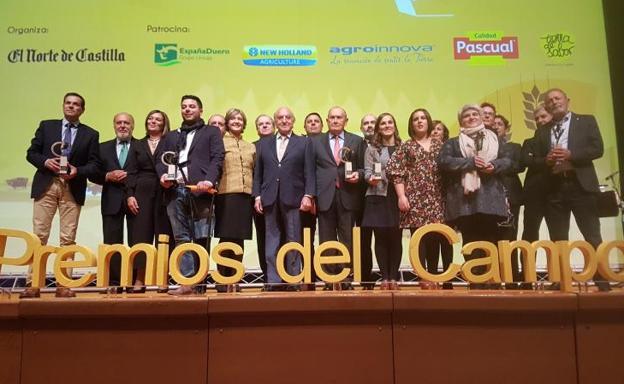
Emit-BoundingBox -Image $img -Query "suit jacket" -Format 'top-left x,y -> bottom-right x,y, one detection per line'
500,141 -> 525,206
310,131 -> 366,212
126,137 -> 164,201
533,112 -> 603,193
252,133 -> 315,208
92,137 -> 138,215
521,137 -> 548,201
26,119 -> 100,206
155,123 -> 225,200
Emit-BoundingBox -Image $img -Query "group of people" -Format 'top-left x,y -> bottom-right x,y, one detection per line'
20,87 -> 609,297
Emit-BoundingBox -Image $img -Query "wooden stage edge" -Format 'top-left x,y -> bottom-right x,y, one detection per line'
1,288 -> 623,384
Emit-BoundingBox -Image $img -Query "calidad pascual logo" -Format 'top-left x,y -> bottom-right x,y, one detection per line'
154,43 -> 230,67
242,45 -> 317,67
453,32 -> 518,65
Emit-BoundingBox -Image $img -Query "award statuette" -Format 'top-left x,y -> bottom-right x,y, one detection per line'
372,162 -> 382,180
339,146 -> 354,178
160,151 -> 178,181
50,141 -> 70,175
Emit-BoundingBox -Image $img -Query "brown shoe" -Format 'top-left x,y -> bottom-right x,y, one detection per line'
55,287 -> 76,298
167,285 -> 194,296
389,280 -> 401,290
19,287 -> 41,299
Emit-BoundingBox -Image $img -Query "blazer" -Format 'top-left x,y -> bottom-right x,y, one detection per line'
155,123 -> 225,200
126,137 -> 165,201
310,131 -> 366,212
252,133 -> 315,208
92,137 -> 138,215
520,137 -> 548,201
533,112 -> 603,193
500,141 -> 525,206
438,136 -> 511,222
26,119 -> 100,206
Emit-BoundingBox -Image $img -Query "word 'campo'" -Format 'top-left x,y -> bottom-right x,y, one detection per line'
1,225 -> 623,292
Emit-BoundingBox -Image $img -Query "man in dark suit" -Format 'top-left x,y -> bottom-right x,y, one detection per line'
521,105 -> 552,243
92,112 -> 137,287
533,88 -> 609,290
23,92 -> 100,298
156,95 -> 225,295
253,107 -> 315,290
310,106 -> 366,289
252,114 -> 276,282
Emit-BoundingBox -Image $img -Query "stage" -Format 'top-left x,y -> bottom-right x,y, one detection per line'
1,287 -> 623,384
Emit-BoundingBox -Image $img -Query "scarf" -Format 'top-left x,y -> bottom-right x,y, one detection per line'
458,124 -> 499,194
176,118 -> 205,152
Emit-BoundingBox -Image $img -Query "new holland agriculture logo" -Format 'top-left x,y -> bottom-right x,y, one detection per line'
243,45 -> 317,66
453,32 -> 519,65
394,0 -> 453,17
154,43 -> 230,66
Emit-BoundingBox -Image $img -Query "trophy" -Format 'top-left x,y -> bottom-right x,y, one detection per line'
372,162 -> 382,180
160,151 -> 178,181
50,141 -> 70,175
339,147 -> 354,178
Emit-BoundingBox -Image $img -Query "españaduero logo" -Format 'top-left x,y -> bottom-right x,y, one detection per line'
154,43 -> 230,66
453,32 -> 519,65
243,45 -> 317,67
154,43 -> 180,66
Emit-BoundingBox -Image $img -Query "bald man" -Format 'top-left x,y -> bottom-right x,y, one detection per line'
94,112 -> 138,287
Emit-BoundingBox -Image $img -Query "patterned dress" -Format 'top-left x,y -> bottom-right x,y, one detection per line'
386,139 -> 445,229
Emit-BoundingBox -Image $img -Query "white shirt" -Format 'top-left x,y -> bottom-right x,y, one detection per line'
176,129 -> 196,183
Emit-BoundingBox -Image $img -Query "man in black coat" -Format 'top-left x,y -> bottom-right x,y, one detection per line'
156,95 -> 225,295
92,112 -> 137,287
23,92 -> 100,298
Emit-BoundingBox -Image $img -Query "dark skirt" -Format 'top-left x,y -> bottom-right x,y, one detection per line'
361,184 -> 400,228
214,192 -> 253,239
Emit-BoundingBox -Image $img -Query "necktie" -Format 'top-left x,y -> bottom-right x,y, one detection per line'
553,122 -> 563,145
277,135 -> 288,161
119,141 -> 128,167
333,135 -> 341,165
62,123 -> 72,157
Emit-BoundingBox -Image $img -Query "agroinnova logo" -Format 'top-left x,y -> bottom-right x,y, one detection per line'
453,32 -> 519,65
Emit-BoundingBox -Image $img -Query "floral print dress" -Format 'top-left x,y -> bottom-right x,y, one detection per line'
386,139 -> 445,229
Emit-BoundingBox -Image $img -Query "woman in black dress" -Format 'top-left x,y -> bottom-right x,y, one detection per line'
361,113 -> 403,290
125,110 -> 171,291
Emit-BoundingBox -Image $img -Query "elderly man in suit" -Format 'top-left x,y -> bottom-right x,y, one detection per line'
533,88 -> 609,290
92,112 -> 137,287
253,107 -> 315,290
310,106 -> 366,290
23,92 -> 100,298
157,95 -> 225,295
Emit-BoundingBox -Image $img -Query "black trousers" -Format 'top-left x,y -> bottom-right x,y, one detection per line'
410,228 -> 453,275
455,214 -> 502,276
102,210 -> 134,286
318,192 -> 356,277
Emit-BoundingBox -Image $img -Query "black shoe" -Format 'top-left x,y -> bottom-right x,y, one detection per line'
595,281 -> 612,292
286,284 -> 301,292
442,282 -> 453,290
323,283 -> 333,291
341,282 -> 354,290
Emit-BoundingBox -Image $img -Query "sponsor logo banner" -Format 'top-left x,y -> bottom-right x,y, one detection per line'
154,43 -> 230,66
541,32 -> 574,66
329,44 -> 434,65
243,45 -> 317,67
453,32 -> 519,65
7,48 -> 125,63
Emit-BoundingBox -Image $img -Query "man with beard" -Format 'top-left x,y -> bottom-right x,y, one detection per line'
533,88 -> 609,291
157,95 -> 225,295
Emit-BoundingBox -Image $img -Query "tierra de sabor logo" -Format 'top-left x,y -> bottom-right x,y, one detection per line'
7,48 -> 125,63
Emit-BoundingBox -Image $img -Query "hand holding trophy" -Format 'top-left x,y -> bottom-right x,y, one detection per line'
50,141 -> 70,175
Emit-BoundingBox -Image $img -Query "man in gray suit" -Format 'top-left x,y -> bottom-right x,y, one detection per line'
310,106 -> 366,290
533,88 -> 609,290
